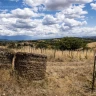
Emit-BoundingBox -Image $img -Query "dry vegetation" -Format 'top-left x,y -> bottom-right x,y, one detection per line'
87,42 -> 96,48
15,46 -> 94,62
0,45 -> 96,96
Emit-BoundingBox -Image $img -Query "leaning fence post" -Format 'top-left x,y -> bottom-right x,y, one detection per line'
54,49 -> 56,58
12,54 -> 16,71
92,52 -> 96,92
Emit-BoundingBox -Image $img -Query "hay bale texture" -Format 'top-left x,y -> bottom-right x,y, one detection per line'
0,48 -> 14,65
15,52 -> 47,80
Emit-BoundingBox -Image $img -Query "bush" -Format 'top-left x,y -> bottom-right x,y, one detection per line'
36,43 -> 48,49
7,42 -> 17,49
51,37 -> 87,50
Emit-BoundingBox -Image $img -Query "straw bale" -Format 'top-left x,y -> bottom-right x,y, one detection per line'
15,52 -> 47,80
0,48 -> 15,65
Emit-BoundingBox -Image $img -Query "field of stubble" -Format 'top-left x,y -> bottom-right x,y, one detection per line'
0,47 -> 96,96
0,61 -> 96,96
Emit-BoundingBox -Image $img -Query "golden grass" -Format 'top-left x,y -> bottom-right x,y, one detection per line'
14,46 -> 94,62
1,45 -> 96,96
0,61 -> 96,96
87,42 -> 96,48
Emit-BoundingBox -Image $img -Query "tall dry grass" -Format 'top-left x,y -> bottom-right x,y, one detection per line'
0,45 -> 96,96
14,46 -> 94,62
0,59 -> 95,96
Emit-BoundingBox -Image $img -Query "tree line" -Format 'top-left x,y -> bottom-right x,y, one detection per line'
0,37 -> 91,50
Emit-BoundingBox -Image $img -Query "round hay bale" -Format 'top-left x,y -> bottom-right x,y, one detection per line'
15,52 -> 47,80
0,48 -> 15,65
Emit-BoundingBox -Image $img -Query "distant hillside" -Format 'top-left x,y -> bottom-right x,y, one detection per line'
0,35 -> 95,42
0,35 -> 33,41
83,36 -> 96,41
0,39 -> 8,41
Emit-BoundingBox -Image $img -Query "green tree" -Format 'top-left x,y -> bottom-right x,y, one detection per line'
59,37 -> 87,50
36,43 -> 47,49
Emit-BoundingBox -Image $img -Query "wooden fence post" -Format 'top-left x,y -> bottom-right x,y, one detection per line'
12,54 -> 16,71
92,52 -> 96,92
54,49 -> 56,58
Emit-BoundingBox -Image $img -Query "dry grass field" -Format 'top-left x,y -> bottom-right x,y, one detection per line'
87,42 -> 96,48
0,45 -> 96,96
15,46 -> 94,62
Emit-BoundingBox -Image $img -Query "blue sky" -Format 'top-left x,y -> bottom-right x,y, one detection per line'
0,0 -> 96,40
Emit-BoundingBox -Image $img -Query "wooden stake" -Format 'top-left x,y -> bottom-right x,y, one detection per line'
12,54 -> 16,71
92,52 -> 96,92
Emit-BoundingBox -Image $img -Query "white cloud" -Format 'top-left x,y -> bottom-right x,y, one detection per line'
0,25 -> 15,36
62,5 -> 87,18
11,8 -> 33,18
0,5 -> 88,37
0,13 -> 11,18
0,8 -> 44,19
64,18 -> 87,27
11,8 -> 44,18
12,19 -> 37,29
0,9 -> 8,13
46,0 -> 92,10
90,3 -> 96,10
55,4 -> 87,23
61,18 -> 87,31
0,8 -> 44,36
23,0 -> 92,10
42,15 -> 57,25
0,23 -> 96,38
55,4 -> 88,31
0,0 -> 95,39
32,5 -> 46,12
23,0 -> 45,7
0,9 -> 95,38
69,26 -> 96,36
0,13 -> 59,36
61,25 -> 70,31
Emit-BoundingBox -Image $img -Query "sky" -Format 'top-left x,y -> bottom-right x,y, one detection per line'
0,0 -> 96,40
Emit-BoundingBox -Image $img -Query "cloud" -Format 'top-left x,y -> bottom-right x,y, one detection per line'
0,24 -> 15,36
60,5 -> 87,19
0,14 -> 59,36
0,4 -> 88,38
32,5 -> 46,12
90,3 -> 96,10
42,15 -> 57,25
0,9 -> 8,13
55,4 -> 87,25
0,23 -> 96,38
64,18 -> 87,27
69,26 -> 96,36
12,19 -> 37,29
11,8 -> 34,18
0,8 -> 43,36
11,8 -> 44,18
23,0 -> 92,10
46,0 -> 92,10
61,26 -> 70,31
54,4 -> 88,31
58,26 -> 96,37
0,0 -> 94,39
0,8 -> 95,38
23,0 -> 45,7
61,19 -> 87,31
0,8 -> 44,19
